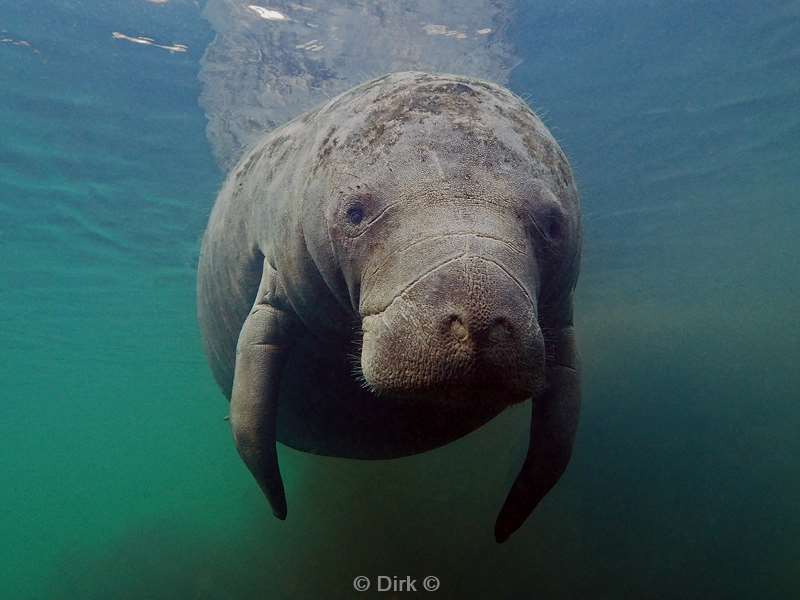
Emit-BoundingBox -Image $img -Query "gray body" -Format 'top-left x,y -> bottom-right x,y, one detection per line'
197,72 -> 581,542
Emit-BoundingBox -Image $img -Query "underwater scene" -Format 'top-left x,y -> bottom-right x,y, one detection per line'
1,1 -> 798,598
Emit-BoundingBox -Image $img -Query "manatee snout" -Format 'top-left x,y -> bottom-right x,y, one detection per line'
360,255 -> 545,405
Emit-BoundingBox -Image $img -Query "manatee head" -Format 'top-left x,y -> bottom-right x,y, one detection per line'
301,72 -> 580,410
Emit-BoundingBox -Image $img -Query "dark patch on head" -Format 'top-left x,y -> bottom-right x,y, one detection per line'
271,138 -> 294,173
301,108 -> 321,124
311,74 -> 571,190
313,126 -> 340,175
491,101 -> 572,191
235,145 -> 266,180
423,82 -> 478,97
342,80 -> 485,153
320,126 -> 338,151
268,135 -> 292,157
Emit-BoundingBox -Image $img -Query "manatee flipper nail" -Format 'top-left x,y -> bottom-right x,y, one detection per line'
230,261 -> 298,519
495,327 -> 580,543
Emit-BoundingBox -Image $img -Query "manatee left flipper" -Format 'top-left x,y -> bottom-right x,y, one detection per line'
495,326 -> 581,543
230,260 -> 299,519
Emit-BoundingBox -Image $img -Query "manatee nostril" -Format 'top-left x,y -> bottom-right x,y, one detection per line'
447,314 -> 469,341
488,317 -> 514,342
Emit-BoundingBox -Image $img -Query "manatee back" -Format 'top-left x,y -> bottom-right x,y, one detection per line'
196,116 -> 314,397
196,171 -> 262,398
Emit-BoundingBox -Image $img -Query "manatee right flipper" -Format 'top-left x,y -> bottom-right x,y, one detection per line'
495,325 -> 581,542
230,260 -> 299,519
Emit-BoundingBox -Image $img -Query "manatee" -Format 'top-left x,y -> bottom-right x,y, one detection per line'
196,71 -> 582,543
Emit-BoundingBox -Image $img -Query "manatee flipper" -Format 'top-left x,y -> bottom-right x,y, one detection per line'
230,260 -> 298,519
495,326 -> 580,543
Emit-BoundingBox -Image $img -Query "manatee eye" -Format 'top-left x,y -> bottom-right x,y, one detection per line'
527,204 -> 565,246
538,204 -> 567,243
346,204 -> 364,225
343,193 -> 372,230
544,212 -> 562,240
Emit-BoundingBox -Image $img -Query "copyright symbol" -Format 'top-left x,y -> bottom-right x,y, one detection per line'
353,576 -> 370,592
423,575 -> 440,591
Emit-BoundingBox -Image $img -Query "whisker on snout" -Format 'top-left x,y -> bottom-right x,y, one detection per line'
347,318 -> 382,396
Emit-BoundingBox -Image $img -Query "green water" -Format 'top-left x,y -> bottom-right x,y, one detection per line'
1,1 -> 798,598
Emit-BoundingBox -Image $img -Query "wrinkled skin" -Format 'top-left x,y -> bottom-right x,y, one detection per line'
197,72 -> 582,542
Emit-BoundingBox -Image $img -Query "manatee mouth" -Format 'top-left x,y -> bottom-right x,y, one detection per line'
359,255 -> 544,405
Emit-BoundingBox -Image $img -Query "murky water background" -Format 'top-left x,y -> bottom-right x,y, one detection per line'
1,1 -> 798,598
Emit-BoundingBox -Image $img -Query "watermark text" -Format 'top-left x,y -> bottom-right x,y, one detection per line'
353,575 -> 440,592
